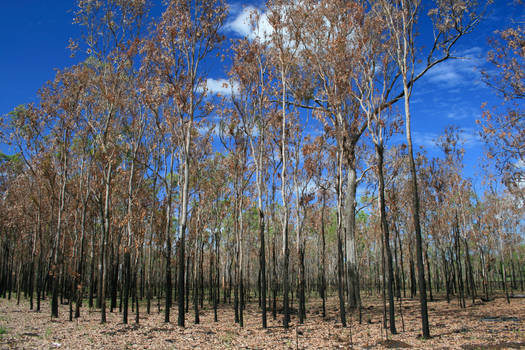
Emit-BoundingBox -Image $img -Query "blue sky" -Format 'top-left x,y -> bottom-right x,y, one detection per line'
0,1 -> 522,189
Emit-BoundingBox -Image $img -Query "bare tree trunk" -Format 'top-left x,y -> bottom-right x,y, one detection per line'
425,244 -> 433,302
454,214 -> 465,308
193,218 -> 201,325
376,144 -> 396,334
280,62 -> 291,329
345,156 -> 361,321
52,150 -> 68,318
178,124 -> 191,328
100,164 -> 112,324
165,152 -> 175,323
336,148 -> 346,327
272,222 -> 277,321
259,208 -> 267,328
395,224 -> 406,299
464,238 -> 476,304
404,93 -> 430,338
214,229 -> 219,322
381,237 -> 387,331
502,260 -> 510,304
320,190 -> 327,318
75,193 -> 87,318
89,228 -> 95,309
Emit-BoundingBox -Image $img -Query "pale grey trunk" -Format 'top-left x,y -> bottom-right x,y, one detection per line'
178,117 -> 192,327
101,163 -> 112,323
404,80 -> 430,338
345,165 -> 361,317
52,148 -> 68,318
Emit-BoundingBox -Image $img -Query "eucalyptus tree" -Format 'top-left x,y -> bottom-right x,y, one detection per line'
73,0 -> 148,323
2,105 -> 47,312
266,0 -> 302,328
0,153 -> 28,302
39,65 -> 91,318
480,22 -> 525,201
303,134 -> 336,318
197,152 -> 230,321
283,1 -> 370,322
231,34 -> 274,328
291,131 -> 316,324
434,127 -> 478,307
350,3 -> 403,333
375,0 -> 488,337
69,116 -> 95,319
142,0 -> 227,327
120,36 -> 150,325
139,49 -> 180,323
219,116 -> 251,327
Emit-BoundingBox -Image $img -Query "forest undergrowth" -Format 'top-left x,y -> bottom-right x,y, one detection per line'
1,296 -> 524,349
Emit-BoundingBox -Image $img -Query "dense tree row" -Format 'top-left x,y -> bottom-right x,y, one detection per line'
0,0 -> 523,340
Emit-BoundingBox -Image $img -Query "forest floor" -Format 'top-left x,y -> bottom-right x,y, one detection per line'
0,295 -> 524,349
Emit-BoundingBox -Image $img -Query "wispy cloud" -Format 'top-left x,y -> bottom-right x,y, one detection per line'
412,127 -> 482,150
460,127 -> 482,148
412,131 -> 440,149
423,47 -> 485,88
445,106 -> 481,121
197,114 -> 223,136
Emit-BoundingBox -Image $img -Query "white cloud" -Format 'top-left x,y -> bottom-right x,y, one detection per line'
445,106 -> 481,121
225,5 -> 273,41
423,47 -> 485,88
197,114 -> 222,136
412,127 -> 482,150
515,160 -> 525,191
459,127 -> 482,148
412,131 -> 440,149
202,78 -> 239,96
225,2 -> 339,51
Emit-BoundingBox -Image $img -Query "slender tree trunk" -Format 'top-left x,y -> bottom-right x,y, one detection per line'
51,151 -> 68,318
165,201 -> 172,323
234,250 -> 239,324
110,243 -> 118,312
404,91 -> 430,338
345,154 -> 361,320
123,248 -> 131,323
381,237 -> 387,331
376,144 -> 396,334
272,223 -> 277,321
336,148 -> 346,327
442,249 -> 451,303
193,228 -> 200,324
464,239 -> 476,304
280,63 -> 291,329
178,126 -> 191,328
394,230 -> 401,299
395,225 -> 406,299
185,254 -> 190,314
454,215 -> 465,308
100,164 -> 112,324
75,197 -> 87,318
214,230 -> 219,322
425,245 -> 433,302
134,259 -> 140,324
408,239 -> 417,299
259,208 -> 267,328
320,191 -> 327,318
502,259 -> 510,304
89,227 -> 95,309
